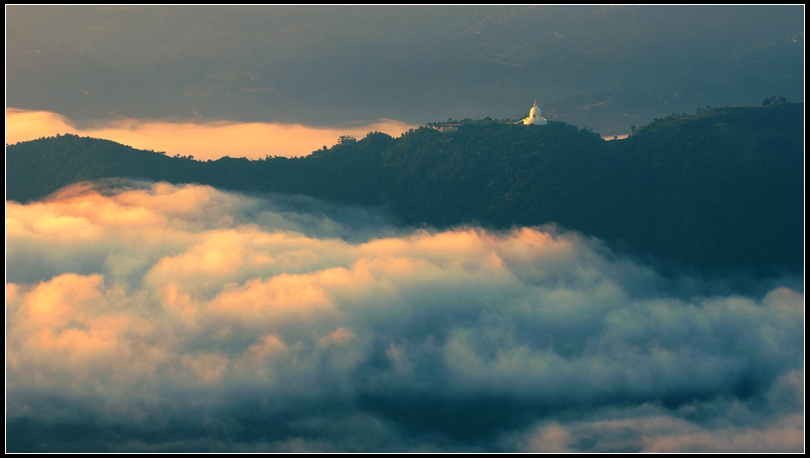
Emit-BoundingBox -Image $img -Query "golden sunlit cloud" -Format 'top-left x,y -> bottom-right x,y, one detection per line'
5,181 -> 804,452
6,108 -> 417,160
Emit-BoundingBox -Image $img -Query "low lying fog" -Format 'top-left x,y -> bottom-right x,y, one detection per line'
6,181 -> 803,452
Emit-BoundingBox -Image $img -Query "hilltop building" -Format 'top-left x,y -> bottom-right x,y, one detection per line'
518,100 -> 548,125
428,100 -> 548,129
337,135 -> 357,145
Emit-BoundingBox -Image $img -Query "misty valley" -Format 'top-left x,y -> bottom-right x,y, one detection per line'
6,5 -> 805,452
8,102 -> 803,276
6,102 -> 804,452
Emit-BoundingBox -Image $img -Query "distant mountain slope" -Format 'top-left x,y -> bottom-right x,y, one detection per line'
8,6 -> 804,133
7,103 -> 803,274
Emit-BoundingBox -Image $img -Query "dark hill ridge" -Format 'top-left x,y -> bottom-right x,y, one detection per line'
6,102 -> 803,274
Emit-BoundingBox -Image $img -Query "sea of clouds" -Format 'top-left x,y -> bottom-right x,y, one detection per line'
6,180 -> 804,452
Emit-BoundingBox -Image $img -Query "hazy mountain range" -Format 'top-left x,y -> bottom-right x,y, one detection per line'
7,6 -> 804,134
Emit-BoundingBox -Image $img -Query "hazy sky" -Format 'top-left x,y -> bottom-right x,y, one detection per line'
6,6 -> 804,144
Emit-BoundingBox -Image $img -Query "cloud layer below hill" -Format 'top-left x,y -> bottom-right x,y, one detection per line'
6,181 -> 804,452
6,108 -> 415,160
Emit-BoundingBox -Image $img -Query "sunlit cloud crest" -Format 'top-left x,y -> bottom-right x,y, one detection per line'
6,108 -> 416,160
5,181 -> 804,452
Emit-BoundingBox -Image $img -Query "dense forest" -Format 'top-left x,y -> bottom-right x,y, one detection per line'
7,102 -> 803,275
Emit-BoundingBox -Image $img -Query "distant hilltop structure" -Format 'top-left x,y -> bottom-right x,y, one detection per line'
517,100 -> 548,125
426,100 -> 549,131
337,135 -> 357,145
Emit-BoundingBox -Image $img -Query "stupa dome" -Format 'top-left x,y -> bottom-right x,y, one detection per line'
522,100 -> 548,125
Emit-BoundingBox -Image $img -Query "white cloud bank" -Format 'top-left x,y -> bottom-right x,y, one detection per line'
6,181 -> 804,452
5,108 -> 416,160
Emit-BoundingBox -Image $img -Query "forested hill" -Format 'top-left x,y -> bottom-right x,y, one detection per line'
6,102 -> 804,274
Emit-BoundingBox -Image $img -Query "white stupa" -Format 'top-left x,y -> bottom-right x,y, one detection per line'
520,100 -> 548,125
